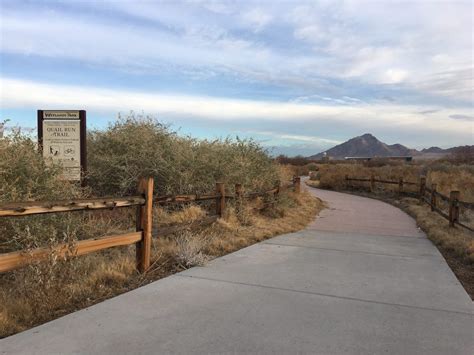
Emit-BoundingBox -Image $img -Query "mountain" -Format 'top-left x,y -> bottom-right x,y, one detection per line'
309,133 -> 418,159
421,147 -> 445,154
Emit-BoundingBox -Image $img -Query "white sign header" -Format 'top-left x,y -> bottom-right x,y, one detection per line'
43,111 -> 80,120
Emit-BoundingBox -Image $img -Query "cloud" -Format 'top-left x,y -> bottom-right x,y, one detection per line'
383,69 -> 409,84
449,114 -> 474,122
1,78 -> 472,140
0,5 -> 275,75
417,109 -> 440,115
291,94 -> 366,105
412,68 -> 473,102
286,1 -> 473,100
241,8 -> 272,33
239,130 -> 342,145
235,130 -> 343,156
1,1 -> 472,103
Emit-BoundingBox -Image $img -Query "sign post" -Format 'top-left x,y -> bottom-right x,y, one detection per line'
37,110 -> 87,184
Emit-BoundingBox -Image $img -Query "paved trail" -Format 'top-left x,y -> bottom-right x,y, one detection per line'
1,186 -> 473,354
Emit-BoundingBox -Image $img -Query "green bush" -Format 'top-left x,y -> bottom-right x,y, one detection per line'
87,114 -> 279,196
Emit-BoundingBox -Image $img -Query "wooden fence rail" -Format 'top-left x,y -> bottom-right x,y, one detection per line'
0,177 -> 301,274
345,175 -> 473,233
0,232 -> 142,273
0,196 -> 145,217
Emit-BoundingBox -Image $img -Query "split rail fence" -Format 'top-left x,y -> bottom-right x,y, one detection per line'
0,177 -> 301,274
345,175 -> 474,233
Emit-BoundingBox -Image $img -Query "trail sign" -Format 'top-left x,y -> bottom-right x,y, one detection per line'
37,110 -> 87,183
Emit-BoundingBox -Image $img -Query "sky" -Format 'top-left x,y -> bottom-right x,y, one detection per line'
0,0 -> 472,156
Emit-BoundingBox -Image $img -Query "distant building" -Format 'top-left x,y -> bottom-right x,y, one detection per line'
344,156 -> 413,162
344,156 -> 372,161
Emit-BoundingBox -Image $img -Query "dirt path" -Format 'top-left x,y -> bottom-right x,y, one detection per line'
1,186 -> 472,354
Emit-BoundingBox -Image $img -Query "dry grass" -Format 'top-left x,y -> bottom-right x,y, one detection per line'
317,162 -> 474,200
154,205 -> 207,226
398,199 -> 474,264
0,190 -> 324,338
395,197 -> 474,298
204,191 -> 323,257
0,249 -> 138,336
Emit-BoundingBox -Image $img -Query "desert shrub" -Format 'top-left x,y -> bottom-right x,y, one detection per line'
0,132 -> 88,253
306,163 -> 318,171
278,164 -> 297,181
281,162 -> 319,178
174,230 -> 213,268
275,155 -> 314,166
0,131 -> 82,202
87,113 -> 279,196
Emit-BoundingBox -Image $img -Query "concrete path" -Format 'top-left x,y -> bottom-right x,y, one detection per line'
1,187 -> 473,354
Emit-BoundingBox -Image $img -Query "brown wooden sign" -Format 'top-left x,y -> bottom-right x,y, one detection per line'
37,110 -> 87,183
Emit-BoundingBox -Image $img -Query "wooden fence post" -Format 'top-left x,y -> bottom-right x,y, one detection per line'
216,182 -> 225,217
235,183 -> 243,213
430,184 -> 437,212
419,177 -> 426,203
449,191 -> 460,227
294,177 -> 301,193
136,177 -> 154,273
398,177 -> 404,196
370,175 -> 375,192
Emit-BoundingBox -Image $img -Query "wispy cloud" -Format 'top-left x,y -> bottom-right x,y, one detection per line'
238,130 -> 342,145
449,114 -> 474,122
1,78 -> 471,138
290,94 -> 365,105
417,109 -> 440,115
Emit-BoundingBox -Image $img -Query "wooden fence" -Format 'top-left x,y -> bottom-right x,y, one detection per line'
0,177 -> 301,274
345,175 -> 474,233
